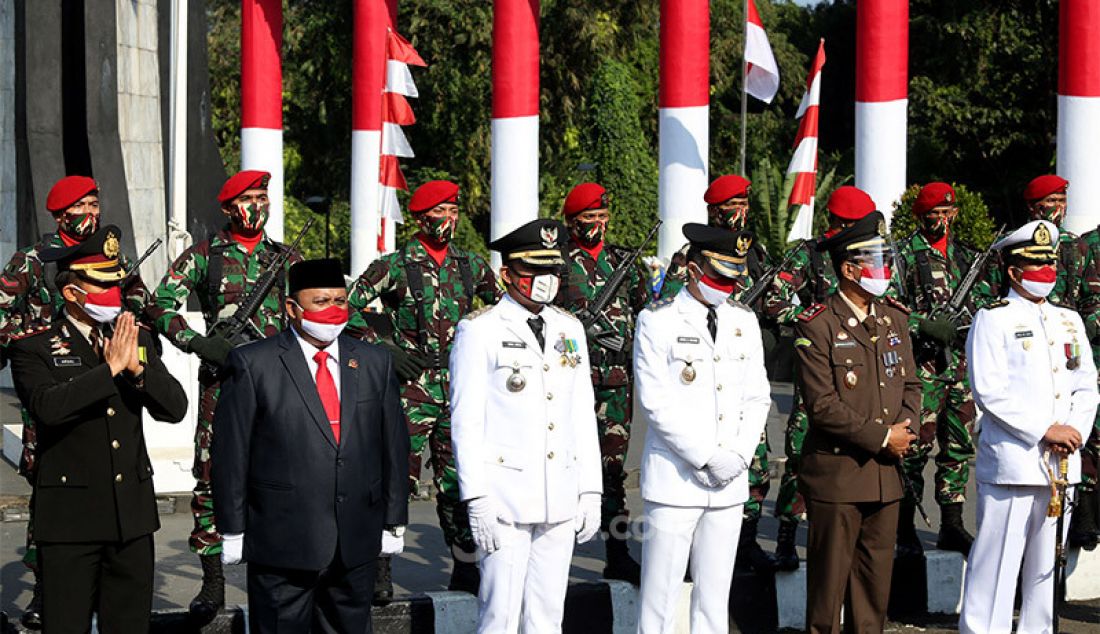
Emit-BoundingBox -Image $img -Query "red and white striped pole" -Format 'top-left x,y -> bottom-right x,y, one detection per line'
350,0 -> 388,273
1058,0 -> 1100,234
658,0 -> 709,261
854,0 -> 907,226
491,0 -> 540,268
240,0 -> 284,240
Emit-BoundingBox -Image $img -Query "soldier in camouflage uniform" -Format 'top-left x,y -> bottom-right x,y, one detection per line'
658,175 -> 780,573
146,170 -> 301,625
552,183 -> 648,583
761,186 -> 876,570
890,183 -> 979,557
0,176 -> 151,630
347,180 -> 498,599
993,175 -> 1100,551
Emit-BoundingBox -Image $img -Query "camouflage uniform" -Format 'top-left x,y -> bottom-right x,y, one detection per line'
762,239 -> 837,523
1074,227 -> 1100,493
892,233 -> 978,505
554,243 -> 649,532
660,240 -> 774,520
347,237 -> 498,554
146,228 -> 300,555
0,234 -> 148,571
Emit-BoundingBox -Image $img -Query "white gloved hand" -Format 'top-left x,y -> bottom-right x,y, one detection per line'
221,532 -> 244,565
574,493 -> 602,544
692,468 -> 722,488
381,527 -> 405,555
705,450 -> 747,484
468,497 -> 509,554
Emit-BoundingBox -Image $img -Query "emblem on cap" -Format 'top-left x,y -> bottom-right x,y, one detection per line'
945,192 -> 954,203
736,235 -> 752,255
1035,223 -> 1052,246
104,232 -> 120,258
876,219 -> 887,237
541,225 -> 559,249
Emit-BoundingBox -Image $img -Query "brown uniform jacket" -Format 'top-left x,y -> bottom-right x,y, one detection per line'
794,292 -> 920,504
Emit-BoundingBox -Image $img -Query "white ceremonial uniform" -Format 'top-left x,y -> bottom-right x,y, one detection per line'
450,293 -> 602,634
961,289 -> 1099,634
634,288 -> 772,634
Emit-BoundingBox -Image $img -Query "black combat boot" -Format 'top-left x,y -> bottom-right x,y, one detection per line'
188,554 -> 225,626
448,552 -> 481,594
735,517 -> 778,574
936,502 -> 974,556
373,556 -> 394,606
896,500 -> 924,558
1069,487 -> 1100,551
774,520 -> 800,572
603,534 -> 642,585
20,578 -> 42,630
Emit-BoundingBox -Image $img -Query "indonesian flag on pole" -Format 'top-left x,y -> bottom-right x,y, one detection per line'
785,39 -> 826,243
379,28 -> 426,249
745,0 -> 780,103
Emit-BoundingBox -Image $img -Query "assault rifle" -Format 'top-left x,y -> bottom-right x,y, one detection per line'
576,220 -> 661,353
739,239 -> 809,307
122,237 -> 163,286
926,225 -> 1007,332
199,217 -> 315,378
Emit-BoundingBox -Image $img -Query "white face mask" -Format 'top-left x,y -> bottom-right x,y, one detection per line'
697,279 -> 733,307
859,277 -> 891,297
513,273 -> 561,305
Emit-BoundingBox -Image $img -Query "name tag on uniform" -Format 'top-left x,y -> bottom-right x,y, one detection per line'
833,341 -> 857,348
677,336 -> 700,344
1015,330 -> 1033,339
502,341 -> 527,349
53,357 -> 82,367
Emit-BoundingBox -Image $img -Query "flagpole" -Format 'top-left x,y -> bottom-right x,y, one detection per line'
740,0 -> 749,176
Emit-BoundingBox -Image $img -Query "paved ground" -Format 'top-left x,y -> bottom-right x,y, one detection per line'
2,383 -> 1098,631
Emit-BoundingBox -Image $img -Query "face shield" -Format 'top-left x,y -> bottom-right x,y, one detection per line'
846,239 -> 894,296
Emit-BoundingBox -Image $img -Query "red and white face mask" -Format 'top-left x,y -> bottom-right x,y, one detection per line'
293,302 -> 349,343
70,285 -> 122,324
858,265 -> 892,297
1018,265 -> 1056,299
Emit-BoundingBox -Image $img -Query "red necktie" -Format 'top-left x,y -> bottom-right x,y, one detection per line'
313,350 -> 341,443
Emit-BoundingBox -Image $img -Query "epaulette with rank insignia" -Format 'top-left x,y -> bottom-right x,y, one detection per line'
8,324 -> 51,341
985,299 -> 1010,310
797,303 -> 826,322
647,296 -> 675,311
548,305 -> 579,322
881,296 -> 911,315
462,305 -> 493,321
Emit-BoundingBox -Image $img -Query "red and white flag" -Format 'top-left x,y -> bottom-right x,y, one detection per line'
744,0 -> 780,103
378,29 -> 426,252
786,39 -> 826,242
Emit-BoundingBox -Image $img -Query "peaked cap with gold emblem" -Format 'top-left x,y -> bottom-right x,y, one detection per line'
39,225 -> 127,282
490,218 -> 567,267
993,219 -> 1059,264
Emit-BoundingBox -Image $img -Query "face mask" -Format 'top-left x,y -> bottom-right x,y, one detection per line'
570,219 -> 607,247
293,302 -> 349,343
232,202 -> 269,233
857,266 -> 892,297
70,285 -> 122,323
1032,202 -> 1066,227
920,215 -> 949,241
711,207 -> 748,232
418,214 -> 456,244
512,273 -> 561,304
1018,266 -> 1056,299
697,274 -> 735,306
59,212 -> 99,239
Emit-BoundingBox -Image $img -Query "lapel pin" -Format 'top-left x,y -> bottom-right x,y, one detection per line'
348,359 -> 358,369
847,317 -> 858,328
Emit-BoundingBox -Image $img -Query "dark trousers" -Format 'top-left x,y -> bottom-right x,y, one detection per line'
38,534 -> 154,634
805,499 -> 899,634
247,547 -> 377,634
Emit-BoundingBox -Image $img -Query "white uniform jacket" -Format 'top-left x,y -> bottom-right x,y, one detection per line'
966,289 -> 1099,486
634,289 -> 773,508
450,294 -> 603,525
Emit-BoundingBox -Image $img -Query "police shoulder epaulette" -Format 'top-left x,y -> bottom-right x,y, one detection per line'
880,296 -> 912,315
463,305 -> 493,321
797,303 -> 826,322
647,296 -> 675,311
985,299 -> 1010,310
8,324 -> 51,341
727,298 -> 752,312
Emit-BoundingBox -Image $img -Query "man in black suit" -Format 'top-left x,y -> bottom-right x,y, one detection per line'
8,225 -> 188,633
212,258 -> 409,633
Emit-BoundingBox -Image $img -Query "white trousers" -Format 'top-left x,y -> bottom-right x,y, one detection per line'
476,520 -> 575,634
960,482 -> 1075,634
638,502 -> 743,634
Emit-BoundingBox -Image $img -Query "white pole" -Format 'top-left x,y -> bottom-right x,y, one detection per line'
168,0 -> 192,261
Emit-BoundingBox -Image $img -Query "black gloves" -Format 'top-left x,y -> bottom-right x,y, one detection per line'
188,334 -> 234,367
917,316 -> 957,347
382,341 -> 426,382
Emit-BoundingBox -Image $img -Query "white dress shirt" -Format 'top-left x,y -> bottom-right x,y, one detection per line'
291,326 -> 341,399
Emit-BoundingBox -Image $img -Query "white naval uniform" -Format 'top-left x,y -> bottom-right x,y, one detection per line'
450,293 -> 602,634
633,288 -> 772,634
961,289 -> 1099,634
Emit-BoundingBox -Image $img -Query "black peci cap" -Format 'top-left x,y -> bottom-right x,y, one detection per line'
288,258 -> 347,294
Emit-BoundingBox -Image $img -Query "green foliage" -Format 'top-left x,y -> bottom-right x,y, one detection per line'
889,183 -> 999,251
748,154 -> 849,256
581,59 -> 659,251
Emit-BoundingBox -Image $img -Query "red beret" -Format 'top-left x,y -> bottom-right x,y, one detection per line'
912,182 -> 956,215
46,176 -> 98,213
1023,175 -> 1068,203
562,183 -> 608,217
409,180 -> 460,213
218,170 -> 270,204
703,175 -> 751,205
826,186 -> 876,220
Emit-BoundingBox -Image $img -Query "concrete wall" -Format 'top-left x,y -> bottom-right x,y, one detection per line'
0,0 -> 15,267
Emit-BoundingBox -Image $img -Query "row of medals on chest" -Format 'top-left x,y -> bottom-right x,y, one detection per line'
506,334 -> 583,393
1019,315 -> 1083,370
839,315 -> 904,390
